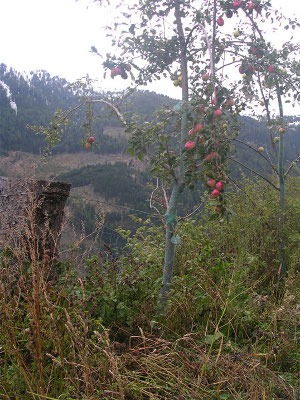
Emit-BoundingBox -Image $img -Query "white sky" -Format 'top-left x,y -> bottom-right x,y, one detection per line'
0,0 -> 299,107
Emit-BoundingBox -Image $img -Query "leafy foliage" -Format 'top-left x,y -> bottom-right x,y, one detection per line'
0,178 -> 299,399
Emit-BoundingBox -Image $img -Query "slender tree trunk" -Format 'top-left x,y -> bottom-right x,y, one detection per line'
160,181 -> 184,305
278,132 -> 286,278
158,0 -> 189,311
276,79 -> 287,278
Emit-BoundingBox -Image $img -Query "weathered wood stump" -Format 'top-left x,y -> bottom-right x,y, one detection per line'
0,177 -> 71,261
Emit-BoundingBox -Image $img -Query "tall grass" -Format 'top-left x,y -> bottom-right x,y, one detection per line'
0,177 -> 299,399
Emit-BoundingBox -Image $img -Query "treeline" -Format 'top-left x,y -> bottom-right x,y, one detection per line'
58,163 -> 152,241
0,63 -> 299,164
0,64 -> 176,155
57,162 -> 150,207
58,161 -> 207,245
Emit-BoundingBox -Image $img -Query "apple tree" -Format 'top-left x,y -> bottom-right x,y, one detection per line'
36,0 -> 299,310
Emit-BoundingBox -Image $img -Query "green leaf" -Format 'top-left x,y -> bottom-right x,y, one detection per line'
205,331 -> 223,344
171,234 -> 182,245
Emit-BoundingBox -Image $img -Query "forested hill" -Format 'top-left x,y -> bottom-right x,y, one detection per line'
0,64 -> 176,154
0,63 -> 299,160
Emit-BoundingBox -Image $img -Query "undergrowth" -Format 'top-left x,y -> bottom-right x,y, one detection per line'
0,178 -> 299,399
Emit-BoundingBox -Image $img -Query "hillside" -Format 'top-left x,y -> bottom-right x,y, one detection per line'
0,65 -> 300,248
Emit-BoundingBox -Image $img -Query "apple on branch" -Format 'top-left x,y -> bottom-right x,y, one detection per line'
206,179 -> 216,187
217,17 -> 224,26
214,109 -> 222,118
215,181 -> 224,190
210,189 -> 221,199
194,123 -> 203,132
185,141 -> 195,150
268,65 -> 275,73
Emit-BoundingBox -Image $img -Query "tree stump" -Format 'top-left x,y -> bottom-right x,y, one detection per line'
0,177 -> 71,262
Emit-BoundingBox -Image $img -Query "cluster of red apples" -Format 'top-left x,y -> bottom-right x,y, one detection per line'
184,118 -> 227,209
216,1 -> 260,27
84,136 -> 95,150
110,64 -> 131,80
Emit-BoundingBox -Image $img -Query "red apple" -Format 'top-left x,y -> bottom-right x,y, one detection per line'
233,1 -> 242,8
210,189 -> 221,199
205,153 -> 214,162
268,65 -> 275,73
247,2 -> 253,12
110,68 -> 117,78
202,73 -> 210,81
194,124 -> 203,132
215,181 -> 224,190
88,136 -> 95,143
188,128 -> 194,135
206,151 -> 219,162
217,17 -> 224,26
185,141 -> 195,150
85,142 -> 92,150
207,178 -> 216,187
214,109 -> 222,118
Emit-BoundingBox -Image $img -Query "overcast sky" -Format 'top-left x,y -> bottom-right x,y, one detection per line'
0,0 -> 299,107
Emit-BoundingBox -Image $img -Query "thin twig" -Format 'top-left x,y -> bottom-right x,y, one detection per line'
162,184 -> 169,209
228,157 -> 279,191
88,99 -> 127,126
149,178 -> 165,225
178,202 -> 205,222
233,138 -> 278,175
284,154 -> 300,178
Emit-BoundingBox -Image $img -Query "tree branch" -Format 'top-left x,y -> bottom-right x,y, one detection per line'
228,156 -> 280,191
88,98 -> 127,126
256,71 -> 278,158
233,138 -> 278,175
284,155 -> 300,178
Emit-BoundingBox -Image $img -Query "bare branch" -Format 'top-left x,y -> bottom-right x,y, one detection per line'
233,138 -> 278,175
59,101 -> 87,124
257,72 -> 278,158
184,24 -> 199,48
88,99 -> 127,126
284,155 -> 300,178
162,184 -> 169,209
178,202 -> 205,222
228,156 -> 280,191
149,178 -> 165,224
